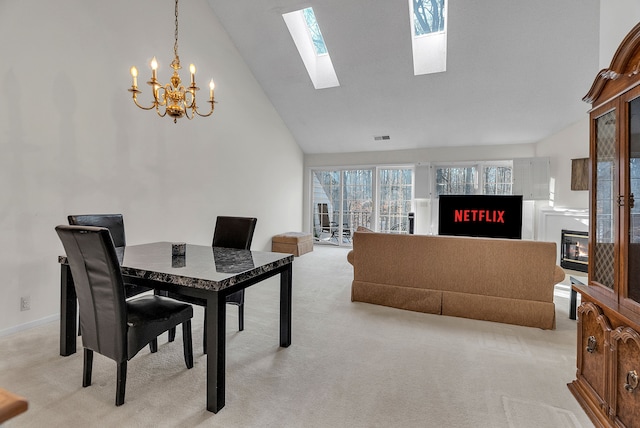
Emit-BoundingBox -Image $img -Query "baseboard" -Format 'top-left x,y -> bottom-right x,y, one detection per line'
0,314 -> 59,338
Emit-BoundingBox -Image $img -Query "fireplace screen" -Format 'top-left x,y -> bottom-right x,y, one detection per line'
561,229 -> 588,273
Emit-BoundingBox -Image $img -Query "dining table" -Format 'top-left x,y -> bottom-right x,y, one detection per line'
58,241 -> 294,413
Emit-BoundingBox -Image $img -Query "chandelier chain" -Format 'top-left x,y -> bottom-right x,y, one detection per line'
174,0 -> 179,59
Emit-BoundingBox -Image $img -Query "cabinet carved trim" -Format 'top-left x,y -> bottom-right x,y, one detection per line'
584,21 -> 640,104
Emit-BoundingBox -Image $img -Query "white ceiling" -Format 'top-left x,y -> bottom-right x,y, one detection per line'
207,0 -> 600,154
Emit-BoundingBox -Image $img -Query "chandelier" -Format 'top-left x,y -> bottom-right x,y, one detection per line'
128,0 -> 215,123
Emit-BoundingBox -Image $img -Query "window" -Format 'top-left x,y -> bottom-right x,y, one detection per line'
435,162 -> 513,196
436,166 -> 477,196
412,0 -> 446,36
409,0 -> 448,75
312,167 -> 414,245
283,7 -> 339,89
378,168 -> 413,233
483,166 -> 513,195
302,8 -> 327,55
343,169 -> 374,235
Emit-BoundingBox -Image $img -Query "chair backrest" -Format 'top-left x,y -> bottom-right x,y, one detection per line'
318,203 -> 330,228
68,214 -> 126,249
55,225 -> 127,363
212,216 -> 257,250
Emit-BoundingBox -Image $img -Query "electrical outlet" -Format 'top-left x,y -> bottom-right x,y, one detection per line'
20,296 -> 30,311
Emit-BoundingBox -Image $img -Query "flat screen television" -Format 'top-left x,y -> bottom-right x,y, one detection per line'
438,195 -> 523,239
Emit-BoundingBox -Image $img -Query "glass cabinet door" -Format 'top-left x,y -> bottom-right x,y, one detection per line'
592,109 -> 616,290
627,96 -> 640,302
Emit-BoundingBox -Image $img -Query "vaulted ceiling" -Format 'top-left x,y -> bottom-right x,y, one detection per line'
207,0 -> 600,154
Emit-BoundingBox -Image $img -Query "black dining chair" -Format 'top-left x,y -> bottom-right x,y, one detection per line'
55,225 -> 194,406
167,216 -> 257,353
67,214 -> 151,299
68,214 -> 158,348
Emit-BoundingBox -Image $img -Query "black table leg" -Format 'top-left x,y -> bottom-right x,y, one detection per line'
60,264 -> 77,356
280,263 -> 292,347
206,292 -> 226,413
569,288 -> 577,320
568,276 -> 585,321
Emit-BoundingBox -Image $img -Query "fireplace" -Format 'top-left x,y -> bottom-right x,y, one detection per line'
561,229 -> 588,273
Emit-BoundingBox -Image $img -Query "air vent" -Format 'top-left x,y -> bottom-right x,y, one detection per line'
374,135 -> 391,141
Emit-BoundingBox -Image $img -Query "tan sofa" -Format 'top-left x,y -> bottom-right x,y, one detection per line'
347,231 -> 565,329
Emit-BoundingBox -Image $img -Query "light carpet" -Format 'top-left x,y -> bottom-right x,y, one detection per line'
0,245 -> 593,427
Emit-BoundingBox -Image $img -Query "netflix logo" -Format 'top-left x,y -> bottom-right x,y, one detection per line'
454,209 -> 505,223
439,195 -> 523,239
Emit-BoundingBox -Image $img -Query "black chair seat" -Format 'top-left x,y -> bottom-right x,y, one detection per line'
126,296 -> 193,360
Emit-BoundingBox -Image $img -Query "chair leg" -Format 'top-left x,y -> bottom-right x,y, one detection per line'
83,348 -> 93,387
238,303 -> 244,331
202,312 -> 207,355
168,327 -> 176,342
182,320 -> 193,369
149,338 -> 158,353
116,361 -> 127,406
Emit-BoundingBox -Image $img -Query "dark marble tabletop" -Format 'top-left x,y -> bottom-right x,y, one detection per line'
60,242 -> 293,292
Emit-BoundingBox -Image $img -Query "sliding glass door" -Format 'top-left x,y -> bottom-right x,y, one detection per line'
312,167 -> 413,246
378,168 -> 413,233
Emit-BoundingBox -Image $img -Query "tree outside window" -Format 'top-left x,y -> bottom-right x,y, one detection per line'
413,0 -> 446,36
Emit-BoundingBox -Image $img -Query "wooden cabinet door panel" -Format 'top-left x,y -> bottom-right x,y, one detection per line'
611,326 -> 640,428
577,302 -> 612,409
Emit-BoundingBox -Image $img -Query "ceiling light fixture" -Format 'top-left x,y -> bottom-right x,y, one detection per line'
128,0 -> 216,123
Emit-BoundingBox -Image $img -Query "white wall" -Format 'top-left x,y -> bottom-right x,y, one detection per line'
533,118 -> 590,258
0,0 -> 304,334
600,1 -> 640,69
536,118 -> 590,210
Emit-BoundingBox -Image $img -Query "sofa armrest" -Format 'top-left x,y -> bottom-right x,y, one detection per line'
347,250 -> 354,266
553,265 -> 565,284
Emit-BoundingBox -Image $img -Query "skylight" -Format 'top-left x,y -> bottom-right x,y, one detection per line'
302,8 -> 327,55
413,0 -> 446,36
283,7 -> 339,89
409,0 -> 448,75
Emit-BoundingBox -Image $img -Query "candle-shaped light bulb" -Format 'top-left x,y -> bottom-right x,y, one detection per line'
189,64 -> 196,85
130,66 -> 138,87
150,56 -> 158,80
209,79 -> 215,100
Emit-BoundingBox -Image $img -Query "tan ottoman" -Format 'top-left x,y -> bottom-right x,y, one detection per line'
272,232 -> 313,256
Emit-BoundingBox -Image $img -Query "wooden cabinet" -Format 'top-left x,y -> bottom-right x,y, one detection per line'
569,22 -> 640,428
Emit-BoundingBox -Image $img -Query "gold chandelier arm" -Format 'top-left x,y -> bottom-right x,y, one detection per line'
155,105 -> 168,118
129,88 -> 158,111
192,100 -> 216,118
